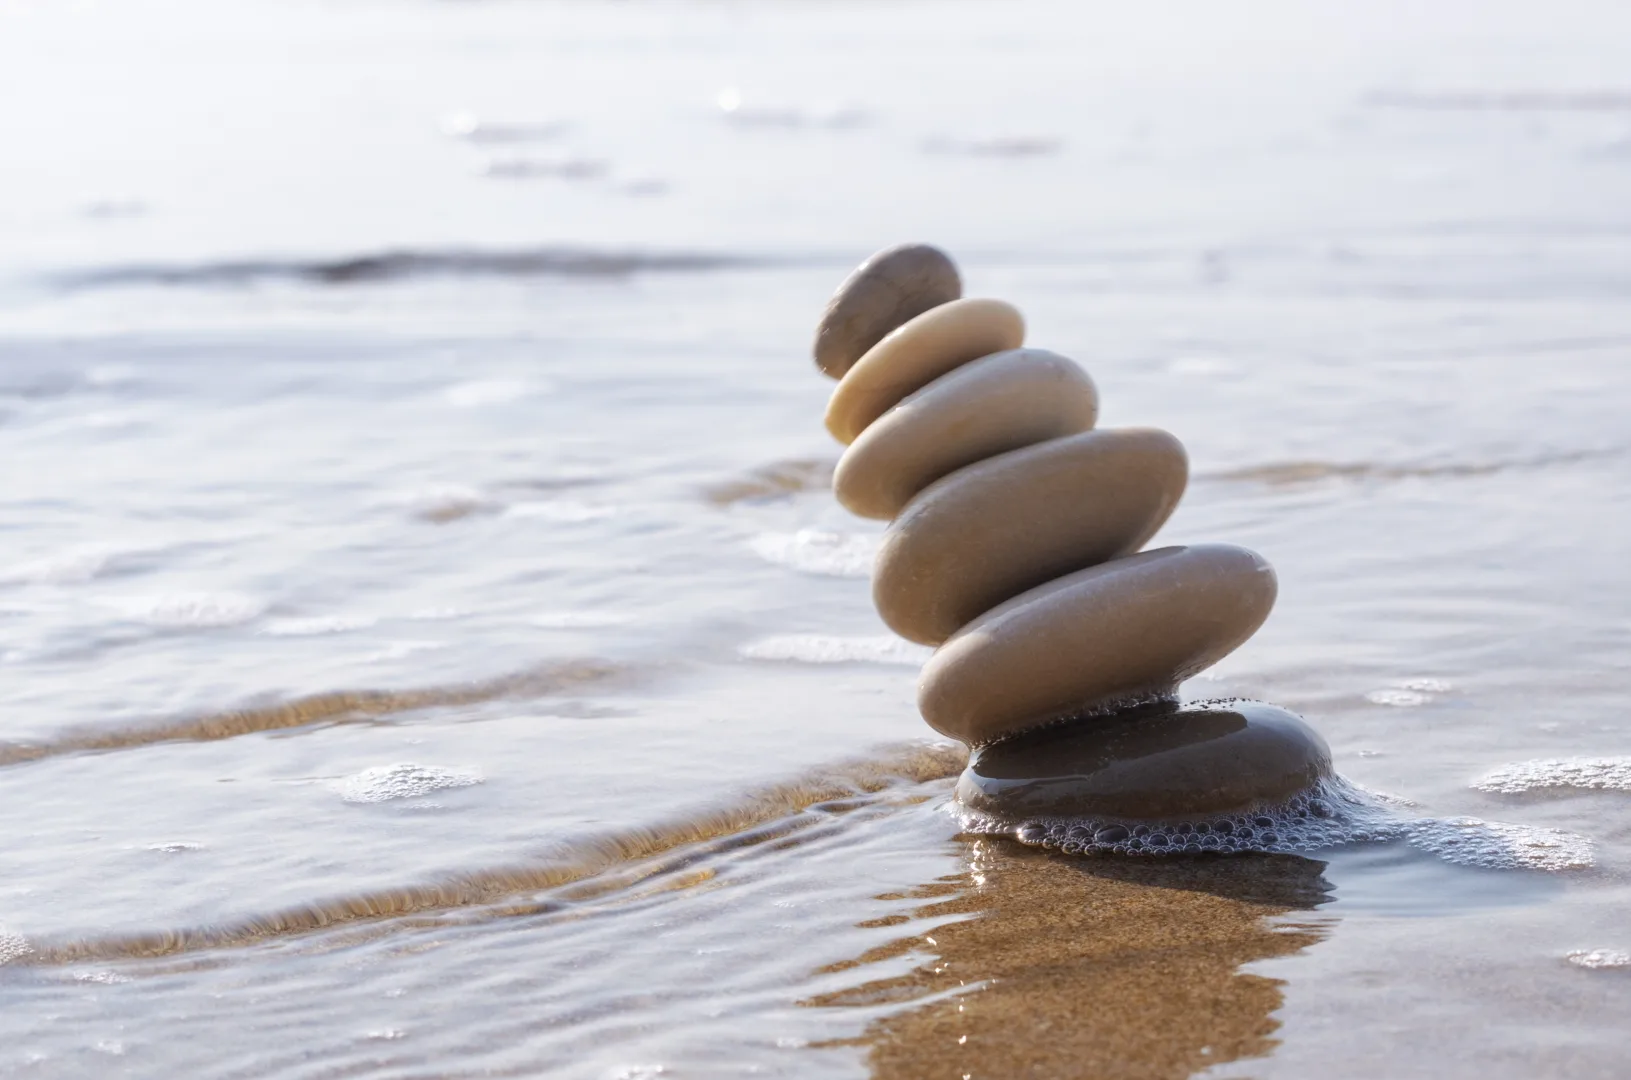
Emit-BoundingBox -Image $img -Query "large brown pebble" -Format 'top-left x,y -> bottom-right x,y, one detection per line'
825,298 -> 1024,444
955,699 -> 1332,820
833,348 -> 1099,521
919,544 -> 1278,745
812,244 -> 962,380
874,428 -> 1187,645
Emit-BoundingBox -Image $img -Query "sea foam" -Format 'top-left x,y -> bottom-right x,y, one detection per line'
1474,757 -> 1631,795
339,764 -> 483,804
958,776 -> 1595,872
749,529 -> 876,578
740,634 -> 931,666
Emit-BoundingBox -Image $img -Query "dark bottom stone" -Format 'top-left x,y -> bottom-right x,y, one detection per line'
955,699 -> 1333,821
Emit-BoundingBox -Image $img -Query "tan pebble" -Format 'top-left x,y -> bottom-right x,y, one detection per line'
919,544 -> 1278,745
825,298 -> 1024,444
833,348 -> 1099,521
812,244 -> 961,380
874,428 -> 1187,645
955,699 -> 1332,821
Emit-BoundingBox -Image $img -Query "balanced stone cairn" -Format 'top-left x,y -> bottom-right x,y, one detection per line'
812,243 -> 1339,855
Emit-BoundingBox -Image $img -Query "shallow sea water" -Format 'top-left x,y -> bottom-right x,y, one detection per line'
3,0 -> 1631,1075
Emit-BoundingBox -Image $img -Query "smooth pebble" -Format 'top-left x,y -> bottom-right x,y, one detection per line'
956,699 -> 1333,820
812,243 -> 961,379
834,348 -> 1099,520
919,544 -> 1278,744
874,428 -> 1187,645
825,298 -> 1024,444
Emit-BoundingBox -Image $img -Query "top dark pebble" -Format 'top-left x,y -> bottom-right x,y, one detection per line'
811,243 -> 962,379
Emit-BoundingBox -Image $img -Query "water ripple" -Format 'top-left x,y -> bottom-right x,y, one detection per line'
5,742 -> 966,965
0,658 -> 632,768
53,247 -> 772,289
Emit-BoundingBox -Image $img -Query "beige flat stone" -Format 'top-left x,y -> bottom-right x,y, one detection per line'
812,244 -> 962,379
833,349 -> 1099,521
955,699 -> 1331,821
919,544 -> 1278,745
825,298 -> 1024,444
874,428 -> 1187,645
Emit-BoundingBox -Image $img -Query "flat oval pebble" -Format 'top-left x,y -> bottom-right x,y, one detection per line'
825,298 -> 1025,444
874,428 -> 1186,645
812,244 -> 961,379
833,348 -> 1099,520
919,544 -> 1277,744
955,699 -> 1332,820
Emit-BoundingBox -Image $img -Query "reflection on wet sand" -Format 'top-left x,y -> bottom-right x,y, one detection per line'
810,841 -> 1332,1079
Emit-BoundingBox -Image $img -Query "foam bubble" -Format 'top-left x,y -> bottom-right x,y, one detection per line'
1366,688 -> 1430,707
0,927 -> 30,965
715,87 -> 865,129
146,841 -> 203,854
74,971 -> 132,985
1474,757 -> 1631,795
363,640 -> 449,663
1567,949 -> 1631,970
610,1066 -> 669,1080
1402,817 -> 1594,872
339,764 -> 482,804
262,615 -> 377,637
740,634 -> 931,666
1366,677 -> 1452,707
959,776 -> 1595,872
106,592 -> 265,629
749,529 -> 876,578
504,500 -> 616,523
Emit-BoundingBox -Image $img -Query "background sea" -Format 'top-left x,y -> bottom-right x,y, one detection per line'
2,0 -> 1630,1075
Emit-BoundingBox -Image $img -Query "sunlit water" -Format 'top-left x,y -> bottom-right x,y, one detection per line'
3,0 -> 1631,1075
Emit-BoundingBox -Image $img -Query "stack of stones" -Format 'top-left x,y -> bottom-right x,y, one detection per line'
812,244 -> 1335,844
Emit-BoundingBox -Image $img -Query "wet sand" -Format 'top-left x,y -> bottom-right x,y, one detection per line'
813,845 -> 1329,1079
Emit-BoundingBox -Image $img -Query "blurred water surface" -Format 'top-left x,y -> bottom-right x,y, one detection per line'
3,0 -> 1631,1076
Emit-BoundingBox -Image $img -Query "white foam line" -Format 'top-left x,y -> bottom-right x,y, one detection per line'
1474,757 -> 1631,795
748,529 -> 876,578
338,763 -> 483,804
740,634 -> 930,666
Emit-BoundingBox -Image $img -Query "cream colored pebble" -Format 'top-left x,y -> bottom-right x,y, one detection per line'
833,348 -> 1099,521
824,298 -> 1024,445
